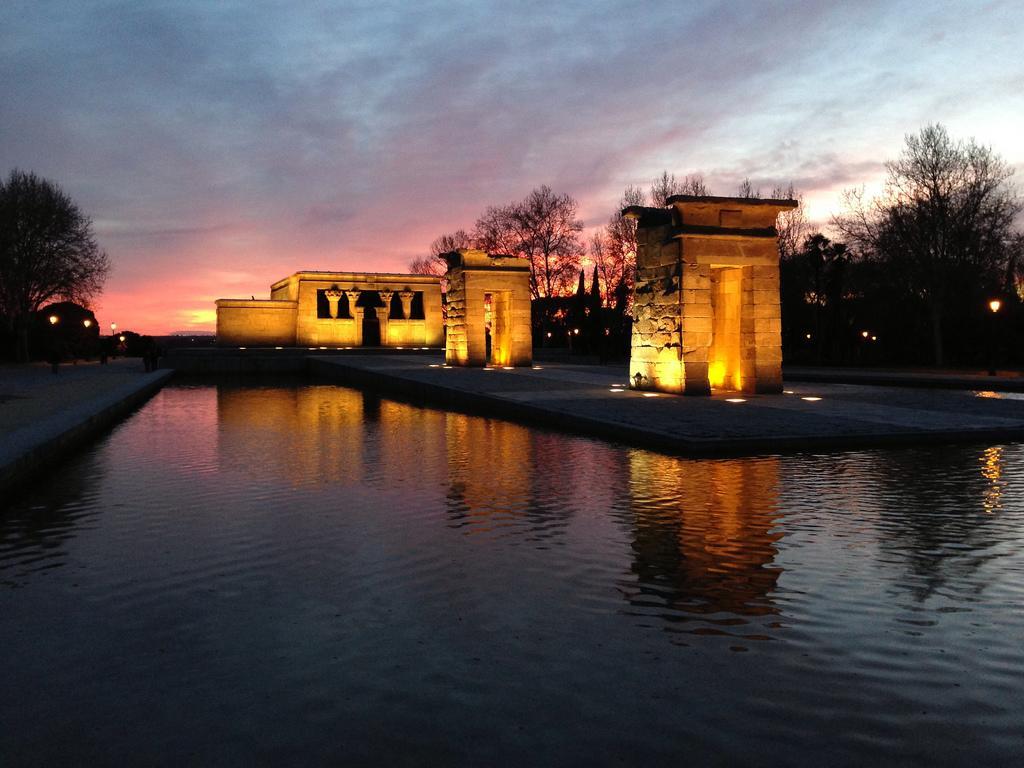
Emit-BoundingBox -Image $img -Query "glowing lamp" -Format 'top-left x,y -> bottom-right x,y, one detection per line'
119,335 -> 126,342
48,315 -> 59,325
861,330 -> 869,338
573,328 -> 580,335
83,319 -> 92,328
989,299 -> 1001,313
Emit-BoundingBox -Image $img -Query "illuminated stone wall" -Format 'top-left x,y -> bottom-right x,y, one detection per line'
216,271 -> 443,348
626,196 -> 796,395
443,249 -> 532,367
215,299 -> 298,346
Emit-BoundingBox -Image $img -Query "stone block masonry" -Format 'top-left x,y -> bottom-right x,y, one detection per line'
442,249 -> 532,367
625,195 -> 797,395
216,271 -> 444,348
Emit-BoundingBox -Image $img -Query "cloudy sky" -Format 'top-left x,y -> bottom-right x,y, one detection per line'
3,0 -> 1022,333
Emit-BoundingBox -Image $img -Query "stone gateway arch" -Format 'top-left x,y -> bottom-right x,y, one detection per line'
625,195 -> 798,396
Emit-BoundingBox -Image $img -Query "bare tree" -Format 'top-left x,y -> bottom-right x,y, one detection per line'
473,205 -> 524,259
417,188 -> 584,298
649,171 -> 680,206
770,183 -> 807,261
408,256 -> 445,276
0,170 -> 110,360
834,123 -> 1021,364
648,172 -> 709,205
737,178 -> 761,198
677,174 -> 710,197
509,186 -> 584,298
408,229 -> 475,275
591,186 -> 646,307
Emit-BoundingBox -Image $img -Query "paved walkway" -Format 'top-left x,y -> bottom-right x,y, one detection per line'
1,359 -> 173,497
311,355 -> 1024,455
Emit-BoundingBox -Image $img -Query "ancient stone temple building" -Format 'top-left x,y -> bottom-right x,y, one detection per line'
624,195 -> 798,395
216,271 -> 444,347
442,249 -> 532,367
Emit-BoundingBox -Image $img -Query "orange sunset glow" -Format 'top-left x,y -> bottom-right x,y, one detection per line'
4,2 -> 1021,334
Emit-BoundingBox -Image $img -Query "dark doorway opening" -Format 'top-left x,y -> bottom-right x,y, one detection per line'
362,306 -> 380,346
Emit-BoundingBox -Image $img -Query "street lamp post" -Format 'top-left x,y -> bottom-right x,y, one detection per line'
47,314 -> 60,374
988,299 -> 1002,376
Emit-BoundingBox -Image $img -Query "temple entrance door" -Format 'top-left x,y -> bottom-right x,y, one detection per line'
488,291 -> 513,366
709,267 -> 742,390
362,306 -> 381,346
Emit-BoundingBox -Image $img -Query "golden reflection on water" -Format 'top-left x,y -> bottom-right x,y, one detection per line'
217,385 -> 371,485
627,451 -> 783,624
215,384 -> 789,626
981,445 -> 1003,513
444,412 -> 535,530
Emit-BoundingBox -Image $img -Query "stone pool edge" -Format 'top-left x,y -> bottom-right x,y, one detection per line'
0,369 -> 175,500
307,357 -> 1024,458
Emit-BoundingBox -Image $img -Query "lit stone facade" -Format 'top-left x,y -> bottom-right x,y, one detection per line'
443,249 -> 532,367
216,271 -> 444,348
625,196 -> 798,395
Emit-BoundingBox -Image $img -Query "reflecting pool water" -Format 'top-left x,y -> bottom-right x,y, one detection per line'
2,382 -> 1023,766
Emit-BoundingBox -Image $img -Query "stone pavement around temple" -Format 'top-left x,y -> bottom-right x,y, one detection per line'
307,354 -> 1024,455
0,359 -> 172,496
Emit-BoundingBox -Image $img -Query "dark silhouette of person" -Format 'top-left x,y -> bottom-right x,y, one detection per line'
141,336 -> 157,372
47,336 -> 65,374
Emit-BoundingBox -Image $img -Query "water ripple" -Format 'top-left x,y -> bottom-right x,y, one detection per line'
1,382 -> 1023,766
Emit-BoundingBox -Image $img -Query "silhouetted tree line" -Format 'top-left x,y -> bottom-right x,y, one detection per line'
410,184 -> 585,298
0,170 -> 109,361
786,124 -> 1022,367
419,127 -> 1022,369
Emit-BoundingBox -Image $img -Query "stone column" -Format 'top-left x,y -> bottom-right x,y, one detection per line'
325,288 -> 343,319
399,290 -> 415,319
345,290 -> 363,345
740,265 -> 783,393
378,290 -> 394,346
680,254 -> 713,395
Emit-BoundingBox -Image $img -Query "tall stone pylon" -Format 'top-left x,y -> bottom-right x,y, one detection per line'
625,195 -> 798,395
